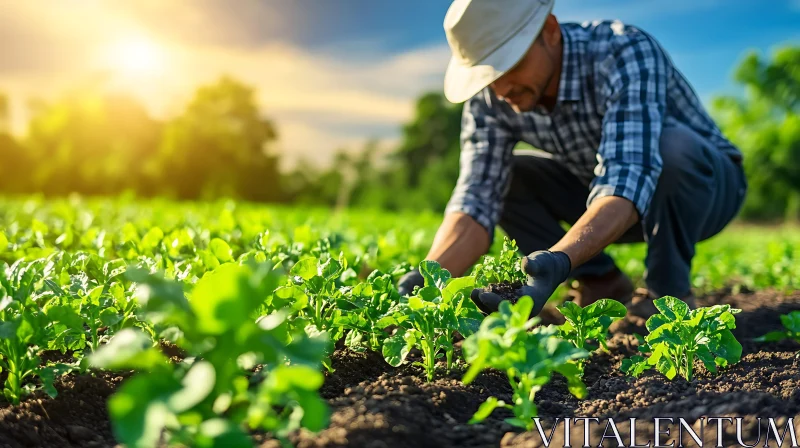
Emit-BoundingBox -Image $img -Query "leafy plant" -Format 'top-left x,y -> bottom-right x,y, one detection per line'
462,296 -> 588,430
335,270 -> 401,353
557,299 -> 627,376
0,258 -> 73,405
755,310 -> 800,343
381,261 -> 482,381
621,297 -> 743,381
90,261 -> 331,447
471,237 -> 527,287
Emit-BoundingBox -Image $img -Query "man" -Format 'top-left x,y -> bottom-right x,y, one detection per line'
397,0 -> 747,321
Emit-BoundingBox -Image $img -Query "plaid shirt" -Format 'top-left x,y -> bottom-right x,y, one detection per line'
445,20 -> 742,239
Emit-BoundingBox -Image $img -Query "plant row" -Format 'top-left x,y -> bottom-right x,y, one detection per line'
1,234 -> 753,447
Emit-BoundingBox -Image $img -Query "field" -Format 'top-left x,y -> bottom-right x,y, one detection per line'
1,197 -> 800,448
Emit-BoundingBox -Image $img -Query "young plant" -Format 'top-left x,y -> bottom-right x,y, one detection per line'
335,270 -> 401,353
557,299 -> 627,376
381,261 -> 482,381
0,258 -> 72,405
462,296 -> 588,430
754,310 -> 800,343
279,254 -> 348,342
471,237 -> 527,287
621,297 -> 742,381
90,261 -> 331,448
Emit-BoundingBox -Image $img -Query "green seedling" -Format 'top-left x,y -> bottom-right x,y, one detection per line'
462,296 -> 588,430
471,237 -> 527,287
90,261 -> 331,448
557,299 -> 627,376
381,261 -> 482,381
621,297 -> 742,381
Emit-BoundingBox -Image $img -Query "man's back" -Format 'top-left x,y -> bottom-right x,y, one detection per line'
446,19 -> 743,235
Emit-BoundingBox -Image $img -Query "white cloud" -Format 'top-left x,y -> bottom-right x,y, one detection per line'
0,0 -> 451,167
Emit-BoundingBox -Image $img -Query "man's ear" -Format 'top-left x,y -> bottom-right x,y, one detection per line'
541,14 -> 562,47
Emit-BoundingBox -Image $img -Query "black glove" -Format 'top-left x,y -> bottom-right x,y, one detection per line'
397,269 -> 425,296
470,250 -> 572,317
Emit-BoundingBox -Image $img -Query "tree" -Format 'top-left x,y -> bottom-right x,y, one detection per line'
22,88 -> 160,197
156,76 -> 282,202
711,44 -> 800,221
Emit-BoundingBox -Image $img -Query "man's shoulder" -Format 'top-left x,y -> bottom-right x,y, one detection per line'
562,20 -> 663,55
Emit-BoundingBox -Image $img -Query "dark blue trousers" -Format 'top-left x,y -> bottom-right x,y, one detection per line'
498,122 -> 748,298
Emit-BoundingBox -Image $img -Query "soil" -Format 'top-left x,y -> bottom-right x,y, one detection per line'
2,288 -> 799,448
485,281 -> 525,302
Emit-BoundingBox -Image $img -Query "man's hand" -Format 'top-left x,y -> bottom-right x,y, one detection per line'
397,269 -> 425,296
470,250 -> 572,316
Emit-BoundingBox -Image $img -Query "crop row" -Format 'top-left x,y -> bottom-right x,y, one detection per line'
1,232 -> 748,447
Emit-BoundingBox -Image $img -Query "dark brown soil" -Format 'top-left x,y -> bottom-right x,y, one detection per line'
485,281 -> 525,302
2,289 -> 799,448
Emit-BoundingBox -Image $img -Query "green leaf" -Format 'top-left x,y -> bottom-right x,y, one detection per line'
586,299 -> 627,320
291,257 -> 318,281
554,362 -> 587,399
141,227 -> 164,250
195,419 -> 252,448
273,285 -> 309,312
557,301 -> 582,324
715,330 -> 743,365
209,238 -> 234,263
457,317 -> 482,338
47,305 -> 85,331
107,374 -> 181,448
0,232 -> 8,252
754,330 -> 790,342
695,345 -> 717,371
648,326 -> 683,346
99,308 -> 123,327
382,332 -> 410,367
295,390 -> 330,432
39,363 -> 74,398
190,263 -> 258,334
468,397 -> 506,424
320,258 -> 342,280
89,328 -> 169,371
345,330 -> 364,351
510,296 -> 533,322
167,361 -> 216,413
654,296 -> 689,321
781,312 -> 800,333
442,276 -> 474,302
419,260 -> 451,288
646,314 -> 671,332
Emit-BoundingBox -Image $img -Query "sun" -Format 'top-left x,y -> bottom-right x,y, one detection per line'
107,36 -> 165,77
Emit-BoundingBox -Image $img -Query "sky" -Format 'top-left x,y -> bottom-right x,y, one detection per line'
0,0 -> 797,168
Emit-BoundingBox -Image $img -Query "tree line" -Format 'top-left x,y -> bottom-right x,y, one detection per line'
0,45 -> 797,221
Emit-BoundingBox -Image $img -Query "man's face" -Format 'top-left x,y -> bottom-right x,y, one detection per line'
490,31 -> 560,113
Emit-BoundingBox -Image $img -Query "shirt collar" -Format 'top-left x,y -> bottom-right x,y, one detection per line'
556,25 -> 583,103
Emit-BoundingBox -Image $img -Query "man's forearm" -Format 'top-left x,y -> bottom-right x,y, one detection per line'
425,212 -> 491,277
550,196 -> 639,270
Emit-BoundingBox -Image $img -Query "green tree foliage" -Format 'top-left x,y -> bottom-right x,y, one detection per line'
711,44 -> 800,221
156,76 -> 282,202
18,88 -> 161,197
0,76 -> 283,202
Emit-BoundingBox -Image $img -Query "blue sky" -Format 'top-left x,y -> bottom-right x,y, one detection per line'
275,0 -> 799,101
1,0 -> 797,167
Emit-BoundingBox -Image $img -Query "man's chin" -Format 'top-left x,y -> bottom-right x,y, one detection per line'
510,102 -> 536,113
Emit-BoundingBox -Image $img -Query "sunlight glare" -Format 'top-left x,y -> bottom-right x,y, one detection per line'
108,37 -> 165,77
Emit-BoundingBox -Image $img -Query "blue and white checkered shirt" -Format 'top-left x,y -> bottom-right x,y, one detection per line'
445,20 -> 742,239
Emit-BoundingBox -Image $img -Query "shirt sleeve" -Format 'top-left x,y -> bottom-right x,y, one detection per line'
588,35 -> 669,218
444,89 -> 517,243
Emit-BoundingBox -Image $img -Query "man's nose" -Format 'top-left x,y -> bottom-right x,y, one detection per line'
490,80 -> 512,99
